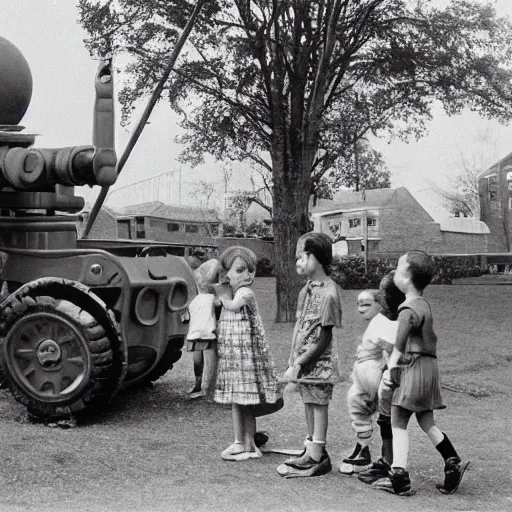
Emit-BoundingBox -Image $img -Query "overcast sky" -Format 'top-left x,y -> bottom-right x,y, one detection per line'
3,0 -> 512,220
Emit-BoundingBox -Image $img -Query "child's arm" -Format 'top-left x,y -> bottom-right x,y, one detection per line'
283,325 -> 333,381
385,308 -> 417,385
219,287 -> 253,311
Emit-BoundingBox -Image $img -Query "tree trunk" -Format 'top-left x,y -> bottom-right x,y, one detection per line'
271,142 -> 313,323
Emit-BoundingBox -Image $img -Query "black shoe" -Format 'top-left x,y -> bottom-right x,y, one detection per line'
385,467 -> 415,496
342,444 -> 371,465
254,431 -> 269,448
436,457 -> 470,494
358,457 -> 391,484
282,450 -> 332,478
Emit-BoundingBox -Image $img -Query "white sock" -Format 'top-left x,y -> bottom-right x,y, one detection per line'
391,427 -> 409,469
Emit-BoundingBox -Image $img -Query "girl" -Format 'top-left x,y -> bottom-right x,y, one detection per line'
277,232 -> 343,478
214,246 -> 279,461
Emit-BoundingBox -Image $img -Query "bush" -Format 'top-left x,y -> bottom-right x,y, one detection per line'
331,254 -> 487,289
256,256 -> 275,277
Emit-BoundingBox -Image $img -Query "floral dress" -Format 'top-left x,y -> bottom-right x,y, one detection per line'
214,287 -> 279,405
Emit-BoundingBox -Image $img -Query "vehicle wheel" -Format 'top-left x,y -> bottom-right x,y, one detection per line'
0,294 -> 122,419
145,336 -> 185,383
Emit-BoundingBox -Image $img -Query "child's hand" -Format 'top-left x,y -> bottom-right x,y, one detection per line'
383,367 -> 401,389
282,364 -> 301,382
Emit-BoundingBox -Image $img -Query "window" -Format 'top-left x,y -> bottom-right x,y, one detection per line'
367,218 -> 377,227
348,218 -> 361,229
489,190 -> 498,201
488,174 -> 498,186
167,223 -> 180,232
347,240 -> 362,254
117,220 -> 131,239
185,224 -> 199,233
135,217 -> 145,239
509,197 -> 512,210
210,224 -> 219,236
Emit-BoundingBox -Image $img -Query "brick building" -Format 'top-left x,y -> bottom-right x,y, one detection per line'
478,151 -> 512,252
79,201 -> 221,248
311,187 -> 489,256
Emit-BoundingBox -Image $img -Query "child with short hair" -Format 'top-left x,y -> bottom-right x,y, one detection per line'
214,246 -> 280,461
186,259 -> 221,398
379,250 -> 469,496
277,232 -> 342,478
340,272 -> 404,476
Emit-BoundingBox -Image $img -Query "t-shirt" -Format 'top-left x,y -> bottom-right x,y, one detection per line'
356,312 -> 397,363
395,297 -> 437,356
186,294 -> 217,340
290,278 -> 343,383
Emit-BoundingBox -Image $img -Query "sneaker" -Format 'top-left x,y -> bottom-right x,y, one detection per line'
221,442 -> 248,461
358,457 -> 391,484
189,391 -> 205,399
280,450 -> 332,479
436,457 -> 470,494
383,467 -> 416,496
340,444 -> 371,474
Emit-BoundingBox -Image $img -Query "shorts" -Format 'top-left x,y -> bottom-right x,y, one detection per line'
298,383 -> 333,405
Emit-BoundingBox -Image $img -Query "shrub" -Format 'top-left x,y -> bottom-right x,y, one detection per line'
256,256 -> 275,277
331,254 -> 487,289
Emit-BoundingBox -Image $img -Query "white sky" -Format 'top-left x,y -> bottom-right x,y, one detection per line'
3,0 -> 512,221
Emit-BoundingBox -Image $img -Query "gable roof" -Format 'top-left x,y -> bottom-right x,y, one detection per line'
121,201 -> 220,223
477,151 -> 512,180
311,188 -> 397,214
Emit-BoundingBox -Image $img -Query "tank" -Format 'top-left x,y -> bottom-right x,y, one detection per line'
0,36 -> 197,420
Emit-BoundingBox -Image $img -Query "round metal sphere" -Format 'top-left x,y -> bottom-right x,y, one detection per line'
0,36 -> 33,125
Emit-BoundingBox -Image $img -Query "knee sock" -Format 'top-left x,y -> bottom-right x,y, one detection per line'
378,415 -> 393,463
391,427 -> 409,469
435,433 -> 459,461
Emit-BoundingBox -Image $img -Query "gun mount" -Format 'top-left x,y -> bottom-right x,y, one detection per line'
0,37 -> 196,421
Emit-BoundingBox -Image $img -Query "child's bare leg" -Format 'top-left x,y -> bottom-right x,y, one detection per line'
416,410 -> 443,445
231,403 -> 245,449
310,404 -> 328,461
243,406 -> 257,452
391,405 -> 413,468
304,403 -> 314,439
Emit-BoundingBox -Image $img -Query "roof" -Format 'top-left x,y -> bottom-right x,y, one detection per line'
311,188 -> 397,214
477,151 -> 512,180
120,201 -> 220,223
439,217 -> 490,234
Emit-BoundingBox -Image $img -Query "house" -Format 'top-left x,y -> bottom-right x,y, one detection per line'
310,187 -> 489,256
78,201 -> 221,248
478,151 -> 512,252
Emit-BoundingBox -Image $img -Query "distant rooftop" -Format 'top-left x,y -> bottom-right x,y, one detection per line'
120,201 -> 220,223
439,217 -> 490,234
312,188 -> 398,214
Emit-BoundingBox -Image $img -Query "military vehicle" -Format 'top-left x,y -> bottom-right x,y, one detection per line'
0,36 -> 197,420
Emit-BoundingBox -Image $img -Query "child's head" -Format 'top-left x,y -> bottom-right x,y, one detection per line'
193,259 -> 220,294
377,270 -> 406,320
394,250 -> 435,293
218,246 -> 257,290
295,232 -> 333,277
357,290 -> 382,321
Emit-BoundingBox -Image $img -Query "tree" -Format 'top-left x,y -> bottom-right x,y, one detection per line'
432,128 -> 500,218
79,0 -> 512,321
314,140 -> 391,201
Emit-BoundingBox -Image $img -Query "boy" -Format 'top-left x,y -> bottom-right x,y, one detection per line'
378,250 -> 469,495
277,232 -> 343,478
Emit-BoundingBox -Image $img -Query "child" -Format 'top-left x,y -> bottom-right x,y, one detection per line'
186,259 -> 221,398
214,246 -> 280,461
340,275 -> 403,475
277,232 -> 342,478
379,250 -> 469,496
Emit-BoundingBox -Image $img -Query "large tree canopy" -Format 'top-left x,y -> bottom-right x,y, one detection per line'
79,0 -> 512,321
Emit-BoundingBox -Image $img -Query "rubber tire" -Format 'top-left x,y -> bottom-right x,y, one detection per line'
145,336 -> 185,383
0,295 -> 121,419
